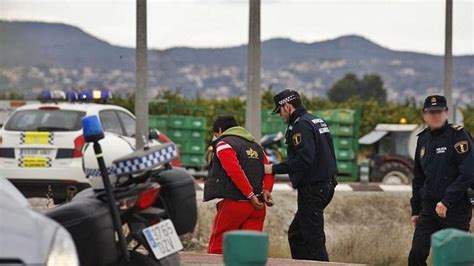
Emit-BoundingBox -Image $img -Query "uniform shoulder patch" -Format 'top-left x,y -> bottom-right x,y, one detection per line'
292,133 -> 302,145
451,124 -> 464,131
454,141 -> 469,154
420,146 -> 426,158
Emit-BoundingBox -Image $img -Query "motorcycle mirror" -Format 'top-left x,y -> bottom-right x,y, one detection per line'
81,115 -> 105,143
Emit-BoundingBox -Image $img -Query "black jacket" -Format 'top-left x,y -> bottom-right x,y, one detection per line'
410,122 -> 474,215
204,135 -> 265,201
273,107 -> 338,188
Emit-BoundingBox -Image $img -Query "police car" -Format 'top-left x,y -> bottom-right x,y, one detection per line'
0,90 -> 178,202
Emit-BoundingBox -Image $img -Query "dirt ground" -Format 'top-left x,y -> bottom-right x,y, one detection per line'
182,191 -> 474,266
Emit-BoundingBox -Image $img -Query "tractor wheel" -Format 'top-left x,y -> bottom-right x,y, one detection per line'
370,161 -> 413,185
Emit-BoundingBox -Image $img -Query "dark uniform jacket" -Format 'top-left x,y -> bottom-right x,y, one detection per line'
204,134 -> 265,202
273,107 -> 338,188
410,122 -> 474,215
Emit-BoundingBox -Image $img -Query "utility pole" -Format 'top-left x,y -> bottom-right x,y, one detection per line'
444,0 -> 454,121
246,0 -> 262,140
136,0 -> 148,149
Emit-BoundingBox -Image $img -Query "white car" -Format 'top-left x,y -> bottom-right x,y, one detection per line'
0,98 -> 140,203
0,177 -> 79,266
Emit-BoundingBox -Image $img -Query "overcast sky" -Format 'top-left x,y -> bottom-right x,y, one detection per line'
1,0 -> 473,55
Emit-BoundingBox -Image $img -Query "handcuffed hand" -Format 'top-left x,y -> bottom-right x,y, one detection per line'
249,195 -> 264,210
262,189 -> 274,207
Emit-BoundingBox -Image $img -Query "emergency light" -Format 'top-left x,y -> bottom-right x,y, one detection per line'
82,115 -> 105,143
38,89 -> 112,103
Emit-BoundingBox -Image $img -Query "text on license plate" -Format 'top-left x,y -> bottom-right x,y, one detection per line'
20,157 -> 50,168
142,219 -> 183,260
20,149 -> 51,157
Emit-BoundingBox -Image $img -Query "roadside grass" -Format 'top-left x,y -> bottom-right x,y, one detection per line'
183,191 -> 473,265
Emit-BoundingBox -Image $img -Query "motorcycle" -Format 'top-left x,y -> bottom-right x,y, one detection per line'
46,116 -> 197,266
260,131 -> 285,164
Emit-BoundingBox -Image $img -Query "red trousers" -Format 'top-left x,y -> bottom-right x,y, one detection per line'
207,199 -> 266,254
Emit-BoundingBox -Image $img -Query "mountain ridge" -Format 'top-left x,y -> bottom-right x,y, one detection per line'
0,20 -> 472,104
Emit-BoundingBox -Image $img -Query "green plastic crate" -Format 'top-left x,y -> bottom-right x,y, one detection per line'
262,122 -> 286,135
180,153 -> 205,168
180,141 -> 206,155
167,115 -> 189,129
188,117 -> 207,130
337,160 -> 358,174
189,130 -> 206,140
330,124 -> 355,136
336,175 -> 358,182
333,137 -> 354,150
149,116 -> 169,129
335,149 -> 355,160
314,110 -> 335,123
166,129 -> 189,142
261,110 -> 287,135
332,109 -> 358,124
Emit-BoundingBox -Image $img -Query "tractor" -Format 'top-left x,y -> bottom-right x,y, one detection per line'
359,123 -> 424,184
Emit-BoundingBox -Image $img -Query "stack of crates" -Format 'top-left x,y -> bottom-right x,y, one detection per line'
261,110 -> 288,158
149,115 -> 207,169
261,110 -> 287,136
314,109 -> 361,182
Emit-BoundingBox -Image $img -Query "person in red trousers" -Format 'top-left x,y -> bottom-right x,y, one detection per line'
204,115 -> 275,254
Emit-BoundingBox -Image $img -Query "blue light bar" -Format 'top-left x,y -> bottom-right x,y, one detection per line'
66,91 -> 78,101
38,90 -> 66,101
39,90 -> 112,103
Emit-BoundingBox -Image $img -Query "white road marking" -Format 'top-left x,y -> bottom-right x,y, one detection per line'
379,185 -> 412,192
335,184 -> 353,191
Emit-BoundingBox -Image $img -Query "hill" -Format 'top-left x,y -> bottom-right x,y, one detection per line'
0,20 -> 472,104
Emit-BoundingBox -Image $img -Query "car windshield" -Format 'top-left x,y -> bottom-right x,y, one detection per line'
4,109 -> 86,132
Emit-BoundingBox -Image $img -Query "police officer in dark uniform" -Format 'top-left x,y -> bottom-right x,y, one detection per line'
264,89 -> 338,261
409,95 -> 474,266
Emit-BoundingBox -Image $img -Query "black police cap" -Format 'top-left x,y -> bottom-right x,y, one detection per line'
423,95 -> 448,112
271,89 -> 301,115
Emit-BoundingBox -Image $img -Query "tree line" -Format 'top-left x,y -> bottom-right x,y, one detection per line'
1,73 -> 472,135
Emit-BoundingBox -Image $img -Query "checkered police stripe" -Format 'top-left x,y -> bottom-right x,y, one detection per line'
84,144 -> 178,177
114,145 -> 177,176
278,95 -> 297,106
19,132 -> 54,145
84,167 -> 114,177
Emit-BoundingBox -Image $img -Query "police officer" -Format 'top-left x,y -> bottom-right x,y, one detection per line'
409,95 -> 474,266
264,89 -> 338,261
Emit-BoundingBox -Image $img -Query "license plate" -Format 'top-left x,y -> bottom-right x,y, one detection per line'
20,148 -> 51,157
143,219 -> 183,260
22,132 -> 51,145
20,157 -> 49,168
